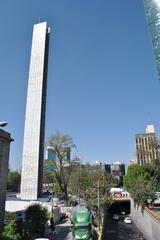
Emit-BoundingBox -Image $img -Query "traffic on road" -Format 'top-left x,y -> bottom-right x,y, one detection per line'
105,214 -> 146,240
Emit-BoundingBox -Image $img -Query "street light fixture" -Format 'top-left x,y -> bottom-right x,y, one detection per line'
0,121 -> 8,127
97,180 -> 100,231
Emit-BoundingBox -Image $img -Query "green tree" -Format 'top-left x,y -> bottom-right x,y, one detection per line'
24,204 -> 49,239
4,212 -> 16,224
69,168 -> 92,197
7,170 -> 21,192
144,159 -> 160,187
124,164 -> 145,190
84,171 -> 113,211
124,164 -> 156,205
2,221 -> 21,240
48,132 -> 75,203
129,175 -> 156,205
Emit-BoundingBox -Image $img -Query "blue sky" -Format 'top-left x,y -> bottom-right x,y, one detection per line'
1,0 -> 160,170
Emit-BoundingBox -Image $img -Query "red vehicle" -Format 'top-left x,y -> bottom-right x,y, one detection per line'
114,192 -> 122,198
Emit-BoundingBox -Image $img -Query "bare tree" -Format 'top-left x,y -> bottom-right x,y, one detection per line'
48,132 -> 75,203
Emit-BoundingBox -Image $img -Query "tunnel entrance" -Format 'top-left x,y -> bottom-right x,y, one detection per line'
108,200 -> 130,215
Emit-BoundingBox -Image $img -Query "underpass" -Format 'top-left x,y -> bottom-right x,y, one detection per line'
103,199 -> 145,240
104,215 -> 143,240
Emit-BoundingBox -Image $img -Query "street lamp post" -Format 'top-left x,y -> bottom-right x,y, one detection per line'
0,121 -> 8,128
97,180 -> 100,231
73,144 -> 82,206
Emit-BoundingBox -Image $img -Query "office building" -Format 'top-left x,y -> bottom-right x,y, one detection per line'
46,146 -> 56,161
20,22 -> 50,200
104,164 -> 111,174
104,162 -> 125,177
111,161 -> 125,177
0,129 -> 13,230
43,147 -> 56,174
143,0 -> 160,79
135,125 -> 159,164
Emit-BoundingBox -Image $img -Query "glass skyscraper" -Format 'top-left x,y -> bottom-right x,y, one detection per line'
20,22 -> 50,200
144,0 -> 160,79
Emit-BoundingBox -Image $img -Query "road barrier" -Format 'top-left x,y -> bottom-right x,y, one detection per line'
98,223 -> 103,240
145,207 -> 160,223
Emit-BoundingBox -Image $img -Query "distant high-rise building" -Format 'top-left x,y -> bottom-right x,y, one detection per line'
111,162 -> 125,177
129,159 -> 137,165
44,147 -> 56,174
135,125 -> 159,165
46,146 -> 56,161
20,22 -> 50,200
44,146 -> 71,174
104,162 -> 125,187
143,0 -> 160,79
104,164 -> 111,174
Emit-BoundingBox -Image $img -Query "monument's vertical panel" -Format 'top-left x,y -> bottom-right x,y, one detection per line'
20,22 -> 50,200
143,0 -> 160,79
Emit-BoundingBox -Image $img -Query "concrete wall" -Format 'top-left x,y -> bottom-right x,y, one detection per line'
131,199 -> 160,240
0,129 -> 12,230
5,200 -> 61,224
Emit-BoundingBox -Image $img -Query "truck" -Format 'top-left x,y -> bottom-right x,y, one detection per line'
71,207 -> 96,240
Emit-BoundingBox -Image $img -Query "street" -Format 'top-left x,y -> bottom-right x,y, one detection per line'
54,222 -> 73,240
104,215 -> 144,240
44,218 -> 73,240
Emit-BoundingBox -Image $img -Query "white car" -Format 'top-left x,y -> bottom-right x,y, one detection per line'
112,214 -> 119,220
124,217 -> 132,224
34,239 -> 49,240
121,211 -> 125,215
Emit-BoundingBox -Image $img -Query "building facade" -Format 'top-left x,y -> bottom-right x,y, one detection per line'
135,125 -> 159,164
143,0 -> 160,79
46,146 -> 56,161
20,22 -> 50,200
43,147 -> 56,174
0,129 -> 13,230
111,162 -> 125,177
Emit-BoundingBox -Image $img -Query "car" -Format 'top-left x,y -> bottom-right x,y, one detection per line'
34,239 -> 49,240
121,211 -> 125,215
124,217 -> 132,224
112,214 -> 119,220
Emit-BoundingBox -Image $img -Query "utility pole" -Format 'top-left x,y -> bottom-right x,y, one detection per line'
78,156 -> 81,205
97,180 -> 100,231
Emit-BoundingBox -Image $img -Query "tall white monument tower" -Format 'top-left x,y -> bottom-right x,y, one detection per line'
20,22 -> 50,200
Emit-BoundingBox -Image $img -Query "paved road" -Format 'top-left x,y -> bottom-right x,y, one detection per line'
44,219 -> 73,240
105,215 -> 145,240
55,221 -> 73,240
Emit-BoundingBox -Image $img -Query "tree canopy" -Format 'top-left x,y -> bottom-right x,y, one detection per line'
7,170 -> 21,192
47,132 -> 75,202
124,164 -> 157,205
83,171 -> 114,211
24,203 -> 49,239
2,221 -> 21,240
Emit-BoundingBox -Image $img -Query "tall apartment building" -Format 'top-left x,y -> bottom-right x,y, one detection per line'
135,125 -> 159,165
20,22 -> 50,200
143,0 -> 160,79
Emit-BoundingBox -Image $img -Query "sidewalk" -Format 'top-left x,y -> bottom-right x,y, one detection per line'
44,218 -> 73,240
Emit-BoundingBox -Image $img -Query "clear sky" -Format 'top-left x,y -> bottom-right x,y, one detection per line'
1,0 -> 160,170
